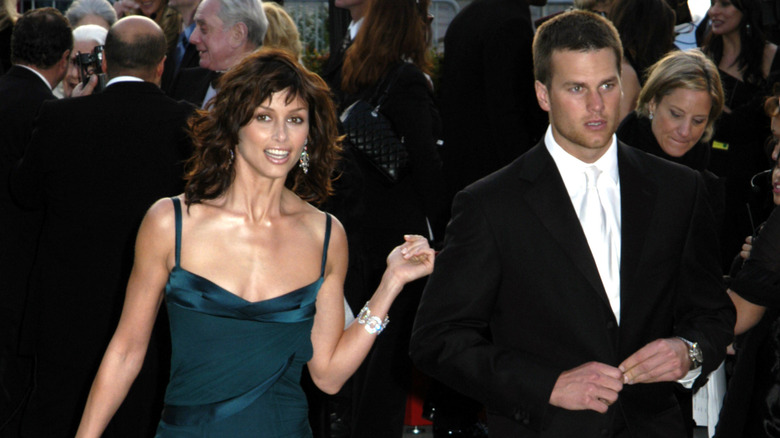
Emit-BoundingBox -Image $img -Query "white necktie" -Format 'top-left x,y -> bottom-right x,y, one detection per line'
580,166 -> 620,321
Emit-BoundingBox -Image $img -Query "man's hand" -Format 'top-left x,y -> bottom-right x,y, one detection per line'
113,0 -> 140,18
549,362 -> 624,414
72,74 -> 98,98
619,338 -> 690,384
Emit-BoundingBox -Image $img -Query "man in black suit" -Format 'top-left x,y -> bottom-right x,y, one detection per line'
0,8 -> 71,434
161,0 -> 201,92
320,0 -> 366,109
438,0 -> 549,203
168,0 -> 267,107
410,11 -> 735,438
9,16 -> 193,437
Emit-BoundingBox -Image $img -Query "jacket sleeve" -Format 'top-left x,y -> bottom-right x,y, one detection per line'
410,189 -> 560,431
672,172 -> 736,388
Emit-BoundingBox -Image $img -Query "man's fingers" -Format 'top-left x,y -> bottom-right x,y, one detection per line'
620,338 -> 688,384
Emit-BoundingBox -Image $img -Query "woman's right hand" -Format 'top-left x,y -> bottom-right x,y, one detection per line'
385,234 -> 435,285
740,235 -> 753,260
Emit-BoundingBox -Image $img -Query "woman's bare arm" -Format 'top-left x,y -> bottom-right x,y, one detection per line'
307,220 -> 434,394
728,288 -> 767,336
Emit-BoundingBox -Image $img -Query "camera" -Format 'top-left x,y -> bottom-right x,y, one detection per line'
75,45 -> 107,93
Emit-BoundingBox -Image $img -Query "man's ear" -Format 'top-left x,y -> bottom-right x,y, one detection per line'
155,55 -> 166,85
101,54 -> 108,75
535,80 -> 551,112
229,21 -> 248,48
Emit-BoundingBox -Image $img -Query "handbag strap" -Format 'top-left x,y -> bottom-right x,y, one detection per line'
369,62 -> 410,111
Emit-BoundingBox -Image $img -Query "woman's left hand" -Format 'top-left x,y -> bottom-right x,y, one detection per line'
386,234 -> 435,284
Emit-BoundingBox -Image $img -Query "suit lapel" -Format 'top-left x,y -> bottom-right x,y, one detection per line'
617,144 -> 656,300
519,144 -> 611,307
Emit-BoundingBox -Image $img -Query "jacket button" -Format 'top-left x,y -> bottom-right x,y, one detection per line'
606,321 -> 615,329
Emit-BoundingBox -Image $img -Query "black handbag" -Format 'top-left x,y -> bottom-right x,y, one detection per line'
340,64 -> 409,183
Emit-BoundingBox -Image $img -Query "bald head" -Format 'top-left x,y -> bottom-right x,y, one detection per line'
104,16 -> 167,81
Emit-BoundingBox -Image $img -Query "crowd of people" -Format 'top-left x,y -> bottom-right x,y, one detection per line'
2,0 -> 780,437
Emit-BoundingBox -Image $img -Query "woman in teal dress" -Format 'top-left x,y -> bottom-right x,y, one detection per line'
74,49 -> 435,437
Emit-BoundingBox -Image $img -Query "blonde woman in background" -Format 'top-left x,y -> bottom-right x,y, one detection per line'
0,0 -> 18,74
262,2 -> 302,61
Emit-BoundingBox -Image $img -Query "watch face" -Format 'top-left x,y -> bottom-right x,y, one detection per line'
690,342 -> 703,366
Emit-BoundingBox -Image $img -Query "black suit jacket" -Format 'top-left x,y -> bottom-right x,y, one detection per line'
162,41 -> 201,94
410,141 -> 735,437
321,33 -> 352,110
438,0 -> 548,199
168,66 -> 215,107
0,66 -> 56,350
9,81 -> 194,436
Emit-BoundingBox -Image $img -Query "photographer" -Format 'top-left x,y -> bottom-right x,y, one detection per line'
62,24 -> 107,97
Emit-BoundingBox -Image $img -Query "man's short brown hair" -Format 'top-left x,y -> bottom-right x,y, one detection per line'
532,10 -> 623,86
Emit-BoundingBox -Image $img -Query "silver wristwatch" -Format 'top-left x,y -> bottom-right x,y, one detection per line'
677,337 -> 703,370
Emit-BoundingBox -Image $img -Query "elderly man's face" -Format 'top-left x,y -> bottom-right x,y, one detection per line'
190,0 -> 234,71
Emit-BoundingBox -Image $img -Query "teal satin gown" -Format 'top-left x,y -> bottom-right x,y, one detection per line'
155,198 -> 330,437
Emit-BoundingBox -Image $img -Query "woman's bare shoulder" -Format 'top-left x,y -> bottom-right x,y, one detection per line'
137,197 -> 181,243
297,204 -> 347,258
144,197 -> 178,225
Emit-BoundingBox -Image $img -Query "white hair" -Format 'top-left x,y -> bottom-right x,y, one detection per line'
65,0 -> 117,27
217,0 -> 268,48
73,24 -> 108,45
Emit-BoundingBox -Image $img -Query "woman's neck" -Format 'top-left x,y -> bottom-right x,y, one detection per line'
721,31 -> 741,65
222,172 -> 290,224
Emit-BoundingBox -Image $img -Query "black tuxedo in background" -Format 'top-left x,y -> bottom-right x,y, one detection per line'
9,81 -> 194,437
0,66 -> 56,430
161,40 -> 200,94
438,0 -> 547,201
320,30 -> 352,110
168,66 -> 215,107
410,141 -> 735,437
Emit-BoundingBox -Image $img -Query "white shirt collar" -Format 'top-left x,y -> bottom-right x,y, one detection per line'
348,17 -> 364,41
105,76 -> 145,87
543,125 -> 619,196
17,65 -> 53,90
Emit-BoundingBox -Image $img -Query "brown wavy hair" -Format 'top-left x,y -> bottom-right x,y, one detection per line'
340,0 -> 432,94
184,48 -> 342,206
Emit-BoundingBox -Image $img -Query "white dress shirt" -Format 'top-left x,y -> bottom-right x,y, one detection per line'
544,126 -> 622,323
544,126 -> 700,385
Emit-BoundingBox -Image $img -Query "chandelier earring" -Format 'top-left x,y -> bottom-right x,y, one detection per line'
649,111 -> 654,120
299,140 -> 310,174
228,149 -> 235,166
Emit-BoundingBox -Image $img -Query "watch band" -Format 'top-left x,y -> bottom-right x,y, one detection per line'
676,336 -> 703,370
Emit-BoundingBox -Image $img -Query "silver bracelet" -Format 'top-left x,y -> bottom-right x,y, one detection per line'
357,301 -> 389,335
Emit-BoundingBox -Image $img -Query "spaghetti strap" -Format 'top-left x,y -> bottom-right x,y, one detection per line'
320,213 -> 331,276
171,197 -> 182,268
